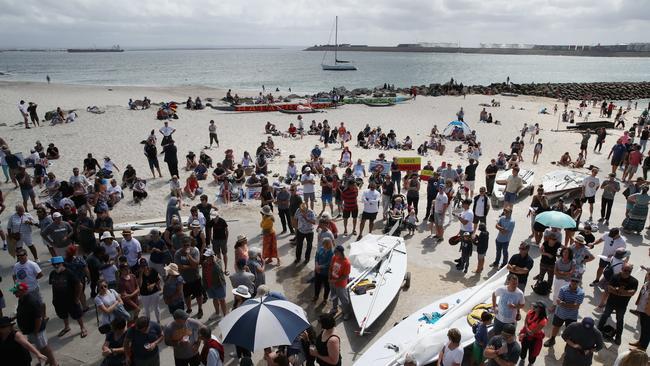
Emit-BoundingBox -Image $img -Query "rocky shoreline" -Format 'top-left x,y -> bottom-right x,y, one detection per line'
321,81 -> 650,101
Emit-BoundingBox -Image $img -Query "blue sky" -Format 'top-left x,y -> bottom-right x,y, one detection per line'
0,0 -> 648,48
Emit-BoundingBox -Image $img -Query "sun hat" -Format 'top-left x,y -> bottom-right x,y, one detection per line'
236,234 -> 247,243
190,220 -> 201,228
51,256 -> 64,265
164,263 -> 180,276
52,212 -> 62,218
572,235 -> 586,245
321,212 -> 332,221
260,205 -> 272,216
304,166 -> 311,172
614,247 -> 631,259
204,248 -> 215,257
232,285 -> 252,299
100,231 -> 114,240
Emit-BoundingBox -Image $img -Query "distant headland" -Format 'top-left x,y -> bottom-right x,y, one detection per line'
305,43 -> 650,57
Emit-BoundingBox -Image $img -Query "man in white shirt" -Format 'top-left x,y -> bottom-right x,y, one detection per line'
107,179 -> 123,206
581,168 -> 600,221
120,230 -> 142,269
455,199 -> 474,234
159,121 -> 175,137
589,228 -> 626,286
301,167 -> 316,210
430,185 -> 449,241
357,182 -> 381,240
492,274 -> 525,335
13,247 -> 43,297
69,167 -> 89,187
18,100 -> 30,129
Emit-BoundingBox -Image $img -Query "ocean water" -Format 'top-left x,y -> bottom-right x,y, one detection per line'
1,48 -> 649,93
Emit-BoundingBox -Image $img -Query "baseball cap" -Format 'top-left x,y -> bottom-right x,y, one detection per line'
502,324 -> 516,335
335,245 -> 345,253
173,309 -> 189,320
52,212 -> 62,218
51,256 -> 64,265
581,317 -> 595,328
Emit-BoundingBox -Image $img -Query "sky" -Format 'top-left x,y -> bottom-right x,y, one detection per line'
0,0 -> 649,49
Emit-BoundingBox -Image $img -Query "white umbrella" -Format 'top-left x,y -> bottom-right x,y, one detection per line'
218,295 -> 310,351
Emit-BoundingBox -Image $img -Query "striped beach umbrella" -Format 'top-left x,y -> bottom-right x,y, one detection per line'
218,296 -> 310,351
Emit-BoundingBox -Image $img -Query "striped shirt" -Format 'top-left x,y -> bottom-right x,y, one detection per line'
554,285 -> 584,320
341,186 -> 359,212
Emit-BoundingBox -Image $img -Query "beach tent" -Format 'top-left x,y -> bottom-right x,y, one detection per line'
442,120 -> 472,136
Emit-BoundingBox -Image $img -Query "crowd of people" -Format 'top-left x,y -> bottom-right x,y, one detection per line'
1,95 -> 650,366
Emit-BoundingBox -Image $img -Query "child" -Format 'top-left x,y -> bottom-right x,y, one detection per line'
222,179 -> 231,204
471,312 -> 493,366
533,139 -> 543,164
473,223 -> 489,273
404,209 -> 417,235
456,232 -> 473,273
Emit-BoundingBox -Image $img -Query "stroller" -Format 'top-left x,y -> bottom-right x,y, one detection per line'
383,194 -> 407,237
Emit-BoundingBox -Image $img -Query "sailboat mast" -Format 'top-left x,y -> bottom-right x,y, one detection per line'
334,16 -> 338,63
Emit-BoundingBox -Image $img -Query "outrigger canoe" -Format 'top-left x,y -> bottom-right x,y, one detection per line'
353,267 -> 509,366
211,101 -> 334,112
348,234 -> 409,335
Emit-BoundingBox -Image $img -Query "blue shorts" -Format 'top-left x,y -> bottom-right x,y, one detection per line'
504,191 -> 517,203
321,193 -> 333,204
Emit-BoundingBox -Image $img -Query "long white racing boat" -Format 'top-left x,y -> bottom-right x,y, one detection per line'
353,267 -> 509,366
348,234 -> 409,335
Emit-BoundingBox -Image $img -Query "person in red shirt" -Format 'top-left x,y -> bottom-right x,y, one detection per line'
623,145 -> 643,182
340,180 -> 359,236
329,245 -> 351,320
199,327 -> 224,365
288,123 -> 298,137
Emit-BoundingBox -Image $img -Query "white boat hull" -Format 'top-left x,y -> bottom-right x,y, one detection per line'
540,170 -> 588,201
322,63 -> 357,71
353,267 -> 509,366
348,235 -> 408,332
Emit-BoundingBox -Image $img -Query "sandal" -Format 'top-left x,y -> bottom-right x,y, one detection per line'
80,329 -> 88,338
58,328 -> 71,337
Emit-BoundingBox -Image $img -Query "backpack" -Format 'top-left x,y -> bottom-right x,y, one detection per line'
603,261 -> 623,282
532,280 -> 551,296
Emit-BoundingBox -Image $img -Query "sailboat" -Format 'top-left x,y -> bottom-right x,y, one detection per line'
321,16 -> 357,71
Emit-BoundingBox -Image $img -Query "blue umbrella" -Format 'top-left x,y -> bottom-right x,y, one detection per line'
218,296 -> 310,351
534,211 -> 576,229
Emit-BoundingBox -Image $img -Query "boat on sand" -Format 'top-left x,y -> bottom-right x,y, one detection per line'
348,234 -> 409,335
353,267 -> 508,366
210,101 -> 334,112
539,170 -> 589,201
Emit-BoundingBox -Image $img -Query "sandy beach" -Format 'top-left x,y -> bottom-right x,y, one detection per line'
0,80 -> 645,366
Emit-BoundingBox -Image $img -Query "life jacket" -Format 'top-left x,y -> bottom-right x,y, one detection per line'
200,337 -> 224,364
467,303 -> 493,329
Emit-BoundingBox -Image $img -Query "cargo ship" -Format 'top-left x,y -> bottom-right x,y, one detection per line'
67,45 -> 124,53
305,43 -> 650,57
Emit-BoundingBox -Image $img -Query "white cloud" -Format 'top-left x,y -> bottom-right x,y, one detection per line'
0,0 -> 647,48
